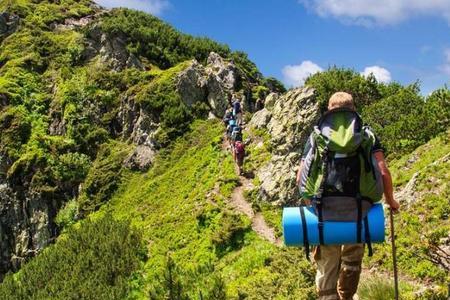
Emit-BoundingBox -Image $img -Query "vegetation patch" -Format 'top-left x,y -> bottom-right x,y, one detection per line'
0,214 -> 146,300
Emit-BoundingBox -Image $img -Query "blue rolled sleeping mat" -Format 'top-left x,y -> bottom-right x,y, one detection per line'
283,203 -> 385,246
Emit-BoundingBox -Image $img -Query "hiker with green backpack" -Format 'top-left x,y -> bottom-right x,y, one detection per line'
296,92 -> 400,300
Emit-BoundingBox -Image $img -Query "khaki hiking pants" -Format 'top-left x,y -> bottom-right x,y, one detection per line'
313,244 -> 364,300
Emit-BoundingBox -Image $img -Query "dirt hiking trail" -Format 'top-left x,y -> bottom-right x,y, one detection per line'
222,137 -> 282,246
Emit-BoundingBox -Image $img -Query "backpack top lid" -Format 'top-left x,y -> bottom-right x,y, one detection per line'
235,141 -> 245,152
317,108 -> 363,153
229,119 -> 237,126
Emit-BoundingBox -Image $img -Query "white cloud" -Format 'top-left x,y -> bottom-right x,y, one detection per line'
361,66 -> 392,83
299,0 -> 450,26
440,48 -> 450,76
95,0 -> 170,15
282,60 -> 323,87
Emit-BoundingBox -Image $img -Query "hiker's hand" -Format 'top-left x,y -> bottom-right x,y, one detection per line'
389,200 -> 400,213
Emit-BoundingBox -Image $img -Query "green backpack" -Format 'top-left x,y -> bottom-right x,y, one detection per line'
298,108 -> 384,254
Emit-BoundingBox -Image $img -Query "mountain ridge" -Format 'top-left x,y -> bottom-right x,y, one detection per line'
0,0 -> 449,299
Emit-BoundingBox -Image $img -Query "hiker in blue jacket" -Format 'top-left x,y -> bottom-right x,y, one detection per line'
232,96 -> 243,126
296,92 -> 400,300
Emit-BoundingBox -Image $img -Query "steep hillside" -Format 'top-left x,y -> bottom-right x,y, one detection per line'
0,0 -> 281,279
365,130 -> 450,297
0,120 -> 316,299
245,87 -> 449,299
0,0 -> 449,299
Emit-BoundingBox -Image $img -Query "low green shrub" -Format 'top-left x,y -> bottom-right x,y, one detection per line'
0,213 -> 146,300
78,141 -> 131,215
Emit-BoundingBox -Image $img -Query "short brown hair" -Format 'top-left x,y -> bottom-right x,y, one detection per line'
328,92 -> 355,110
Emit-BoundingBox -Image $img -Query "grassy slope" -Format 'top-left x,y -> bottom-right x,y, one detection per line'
0,120 -> 316,299
242,125 -> 450,298
94,120 -> 315,299
365,130 -> 450,298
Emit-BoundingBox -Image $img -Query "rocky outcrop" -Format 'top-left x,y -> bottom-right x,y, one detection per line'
0,12 -> 20,40
248,108 -> 271,129
84,25 -> 144,71
123,145 -> 155,171
0,182 -> 61,280
176,60 -> 207,107
176,52 -> 240,117
252,87 -> 320,204
264,92 -> 278,110
205,52 -> 239,117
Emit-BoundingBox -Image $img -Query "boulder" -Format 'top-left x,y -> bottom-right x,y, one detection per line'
206,52 -> 238,91
267,87 -> 319,155
84,25 -> 144,71
257,153 -> 300,205
0,12 -> 20,40
248,108 -> 272,129
118,95 -> 161,149
206,75 -> 229,117
264,92 -> 278,111
176,60 -> 207,107
124,145 -> 155,171
205,52 -> 239,117
255,87 -> 320,204
0,182 -> 60,278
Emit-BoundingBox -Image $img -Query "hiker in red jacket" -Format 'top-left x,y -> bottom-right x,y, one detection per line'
296,92 -> 400,300
233,140 -> 245,175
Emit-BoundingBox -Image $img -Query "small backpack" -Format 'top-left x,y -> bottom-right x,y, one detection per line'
232,126 -> 242,142
233,101 -> 241,114
298,108 -> 383,256
235,141 -> 245,159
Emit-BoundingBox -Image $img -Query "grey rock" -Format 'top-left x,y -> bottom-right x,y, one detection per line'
264,93 -> 278,111
84,25 -> 144,71
176,60 -> 207,107
0,182 -> 60,278
267,87 -> 319,155
0,12 -> 19,40
248,108 -> 271,129
206,75 -> 229,117
205,52 -> 239,117
254,87 -> 320,204
118,95 -> 160,148
257,153 -> 300,205
124,145 -> 155,171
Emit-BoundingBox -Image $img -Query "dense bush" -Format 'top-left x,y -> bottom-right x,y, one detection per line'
99,8 -> 232,70
0,214 -> 146,300
135,63 -> 193,146
306,68 -> 450,157
305,66 -> 382,111
78,141 -> 131,215
0,106 -> 31,161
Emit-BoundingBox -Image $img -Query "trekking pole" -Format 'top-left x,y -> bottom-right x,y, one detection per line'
389,208 -> 399,300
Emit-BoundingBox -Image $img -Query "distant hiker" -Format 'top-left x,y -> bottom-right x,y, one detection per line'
232,97 -> 243,126
233,140 -> 245,175
227,119 -> 237,144
296,92 -> 400,300
223,108 -> 234,127
231,125 -> 243,146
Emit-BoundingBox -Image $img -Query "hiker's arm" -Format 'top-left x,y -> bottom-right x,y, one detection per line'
374,151 -> 400,212
296,161 -> 303,185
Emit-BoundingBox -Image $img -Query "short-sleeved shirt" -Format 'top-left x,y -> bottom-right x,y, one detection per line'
301,133 -> 385,161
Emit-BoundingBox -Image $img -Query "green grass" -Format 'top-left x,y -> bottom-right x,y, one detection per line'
389,130 -> 450,186
98,119 -> 312,299
1,120 -> 316,299
0,214 -> 145,300
365,130 -> 450,294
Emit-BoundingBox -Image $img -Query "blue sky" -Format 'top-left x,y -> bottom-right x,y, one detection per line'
95,0 -> 450,94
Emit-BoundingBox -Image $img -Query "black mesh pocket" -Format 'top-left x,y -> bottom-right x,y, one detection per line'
323,155 -> 360,197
